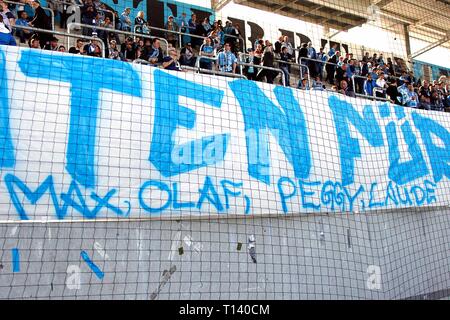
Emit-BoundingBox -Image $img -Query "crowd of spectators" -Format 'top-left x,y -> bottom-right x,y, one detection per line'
0,0 -> 449,111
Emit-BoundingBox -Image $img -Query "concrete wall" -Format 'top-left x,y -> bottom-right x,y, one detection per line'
1,207 -> 449,299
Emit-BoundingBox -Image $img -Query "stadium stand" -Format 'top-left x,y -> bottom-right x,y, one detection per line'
1,0 -> 449,110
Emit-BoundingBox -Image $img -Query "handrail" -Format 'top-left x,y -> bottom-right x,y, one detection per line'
134,24 -> 244,50
11,24 -> 105,57
199,44 -> 217,57
373,87 -> 390,101
238,52 -> 286,87
195,54 -> 217,69
351,74 -> 391,102
133,59 -> 153,65
67,22 -> 169,56
238,61 -> 286,87
182,65 -> 248,79
4,0 -> 55,30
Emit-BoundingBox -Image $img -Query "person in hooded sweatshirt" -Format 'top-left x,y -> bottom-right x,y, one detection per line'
0,14 -> 16,46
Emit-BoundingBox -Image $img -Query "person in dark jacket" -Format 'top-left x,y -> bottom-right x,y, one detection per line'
0,14 -> 16,46
297,43 -> 309,78
279,46 -> 292,86
29,0 -> 52,48
326,51 -> 339,84
256,43 -> 276,84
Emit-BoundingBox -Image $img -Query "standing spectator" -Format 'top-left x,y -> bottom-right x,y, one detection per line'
283,36 -> 294,58
256,43 -> 276,84
165,15 -> 178,48
430,91 -> 444,111
335,63 -> 347,85
208,27 -> 221,50
377,53 -> 385,66
81,5 -> 97,36
99,15 -> 119,49
362,52 -> 370,63
217,42 -> 237,73
419,80 -> 432,109
233,23 -> 243,53
386,78 -> 400,104
274,36 -> 283,56
15,10 -> 31,43
326,50 -> 339,84
199,37 -> 214,70
202,17 -> 211,35
346,59 -> 355,85
29,0 -> 52,48
223,21 -> 234,45
354,60 -> 364,94
386,57 -> 395,75
188,14 -> 199,47
328,43 -> 337,58
69,38 -> 85,54
317,47 -> 326,80
375,72 -> 388,98
406,84 -> 419,108
135,11 -> 149,34
297,43 -> 308,78
180,42 -> 196,67
307,42 -> 317,78
397,77 -> 410,105
177,12 -> 190,46
162,47 -> 182,71
119,7 -> 131,31
58,45 -> 66,52
279,46 -> 291,86
364,73 -> 377,97
0,14 -> 15,46
254,43 -> 263,64
244,48 -> 257,81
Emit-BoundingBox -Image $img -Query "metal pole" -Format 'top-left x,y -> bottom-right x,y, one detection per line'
68,22 -> 169,56
12,24 -> 105,57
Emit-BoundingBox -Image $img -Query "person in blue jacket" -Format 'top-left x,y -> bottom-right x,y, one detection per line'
0,14 -> 16,46
364,72 -> 378,97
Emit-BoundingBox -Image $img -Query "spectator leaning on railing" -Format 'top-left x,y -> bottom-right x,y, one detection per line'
217,42 -> 237,74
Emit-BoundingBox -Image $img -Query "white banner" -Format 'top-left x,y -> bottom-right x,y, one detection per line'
1,46 -> 449,221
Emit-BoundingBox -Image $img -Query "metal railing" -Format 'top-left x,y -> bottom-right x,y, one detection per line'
67,22 -> 169,56
182,65 -> 247,80
133,24 -> 244,51
238,52 -> 287,87
351,75 -> 391,102
4,0 -> 55,30
238,61 -> 286,87
12,24 -> 105,57
373,87 -> 390,101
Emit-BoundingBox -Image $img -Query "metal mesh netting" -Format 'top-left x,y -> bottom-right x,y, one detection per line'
0,0 -> 449,300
